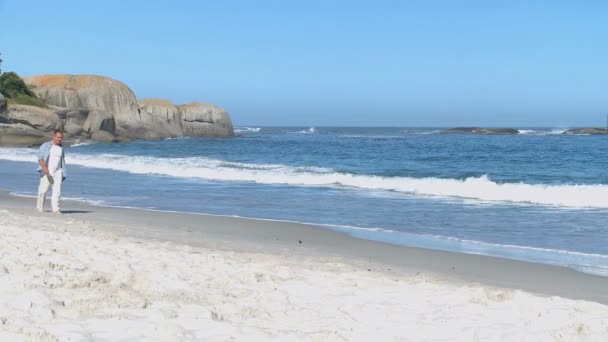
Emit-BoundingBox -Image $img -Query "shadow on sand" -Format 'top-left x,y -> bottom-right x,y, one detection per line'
59,210 -> 93,214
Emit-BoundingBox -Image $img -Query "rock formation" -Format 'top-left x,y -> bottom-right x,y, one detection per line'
136,99 -> 233,138
0,94 -> 6,114
0,123 -> 49,147
562,128 -> 608,135
0,74 -> 234,146
137,98 -> 183,138
441,127 -> 519,135
5,104 -> 61,132
179,102 -> 234,137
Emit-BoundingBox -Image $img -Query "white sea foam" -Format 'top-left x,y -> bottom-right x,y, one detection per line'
415,130 -> 441,135
234,127 -> 262,133
287,127 -> 317,134
516,129 -> 570,136
338,134 -> 405,139
548,129 -> 568,135
400,129 -> 441,135
2,148 -> 608,208
10,192 -> 107,206
69,141 -> 95,147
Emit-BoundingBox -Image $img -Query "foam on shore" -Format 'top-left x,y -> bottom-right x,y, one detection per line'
2,147 -> 608,208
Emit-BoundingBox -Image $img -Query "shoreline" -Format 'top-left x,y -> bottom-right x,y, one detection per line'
1,189 -> 607,304
15,190 -> 608,276
1,190 -> 608,340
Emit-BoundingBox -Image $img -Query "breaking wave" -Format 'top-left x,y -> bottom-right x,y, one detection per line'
1,148 -> 608,208
234,127 -> 261,133
287,127 -> 317,134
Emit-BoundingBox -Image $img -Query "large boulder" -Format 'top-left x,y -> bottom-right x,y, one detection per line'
3,104 -> 61,132
52,107 -> 89,136
90,130 -> 120,143
0,123 -> 49,147
23,74 -> 139,138
136,99 -> 234,138
179,102 -> 234,137
0,94 -> 6,114
82,110 -> 116,135
137,98 -> 183,138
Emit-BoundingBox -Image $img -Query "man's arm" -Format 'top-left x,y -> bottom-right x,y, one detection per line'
38,159 -> 49,175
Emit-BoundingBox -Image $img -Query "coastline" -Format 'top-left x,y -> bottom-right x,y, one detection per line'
1,189 -> 607,304
1,189 -> 608,340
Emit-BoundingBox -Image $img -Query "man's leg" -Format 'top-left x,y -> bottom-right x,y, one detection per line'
51,171 -> 63,213
36,175 -> 50,212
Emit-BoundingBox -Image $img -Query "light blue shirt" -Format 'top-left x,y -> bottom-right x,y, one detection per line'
37,141 -> 67,177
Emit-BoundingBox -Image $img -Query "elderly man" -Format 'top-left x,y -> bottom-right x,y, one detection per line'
36,129 -> 67,214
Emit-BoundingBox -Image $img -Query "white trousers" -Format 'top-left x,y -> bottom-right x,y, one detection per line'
37,170 -> 63,212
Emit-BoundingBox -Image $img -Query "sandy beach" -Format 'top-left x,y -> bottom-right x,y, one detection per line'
0,191 -> 607,341
3,1 -> 608,340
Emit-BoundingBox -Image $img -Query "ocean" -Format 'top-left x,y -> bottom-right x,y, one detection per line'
1,127 -> 607,276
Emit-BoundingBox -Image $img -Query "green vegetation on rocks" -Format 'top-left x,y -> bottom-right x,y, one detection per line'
8,93 -> 48,108
0,73 -> 234,146
0,72 -> 47,108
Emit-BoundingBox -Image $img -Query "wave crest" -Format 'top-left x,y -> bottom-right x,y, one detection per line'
1,148 -> 607,208
234,127 -> 261,133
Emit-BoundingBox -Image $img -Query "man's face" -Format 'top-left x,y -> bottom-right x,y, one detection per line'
53,133 -> 63,145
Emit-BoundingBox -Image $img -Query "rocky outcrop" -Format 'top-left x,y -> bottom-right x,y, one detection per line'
82,110 -> 116,136
0,123 -> 49,147
91,130 -> 121,143
15,74 -> 234,142
0,94 -> 6,114
136,98 -> 183,139
0,74 -> 234,146
441,127 -> 519,135
179,102 -> 233,137
5,104 -> 61,132
563,128 -> 608,135
23,74 -> 137,140
53,108 -> 89,137
136,99 -> 234,138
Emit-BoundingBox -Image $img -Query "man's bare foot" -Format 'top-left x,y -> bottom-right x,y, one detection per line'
53,211 -> 62,215
36,208 -> 43,213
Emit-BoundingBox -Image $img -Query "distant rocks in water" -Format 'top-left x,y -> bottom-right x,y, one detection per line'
562,128 -> 608,135
0,74 -> 234,146
441,127 -> 520,135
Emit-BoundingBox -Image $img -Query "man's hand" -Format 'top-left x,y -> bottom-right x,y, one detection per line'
38,159 -> 49,175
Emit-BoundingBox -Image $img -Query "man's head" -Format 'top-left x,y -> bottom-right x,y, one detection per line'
52,130 -> 64,145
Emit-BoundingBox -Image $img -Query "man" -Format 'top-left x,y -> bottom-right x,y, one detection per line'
37,130 -> 67,214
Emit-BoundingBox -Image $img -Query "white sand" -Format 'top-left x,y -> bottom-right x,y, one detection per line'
1,208 -> 607,341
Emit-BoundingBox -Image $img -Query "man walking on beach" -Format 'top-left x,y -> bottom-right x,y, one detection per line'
36,129 -> 67,214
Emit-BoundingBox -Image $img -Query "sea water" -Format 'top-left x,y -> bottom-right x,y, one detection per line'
1,127 -> 607,275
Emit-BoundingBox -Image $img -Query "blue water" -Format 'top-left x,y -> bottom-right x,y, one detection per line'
1,126 -> 607,275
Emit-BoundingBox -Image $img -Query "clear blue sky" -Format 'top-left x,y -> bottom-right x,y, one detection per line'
1,0 -> 606,127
